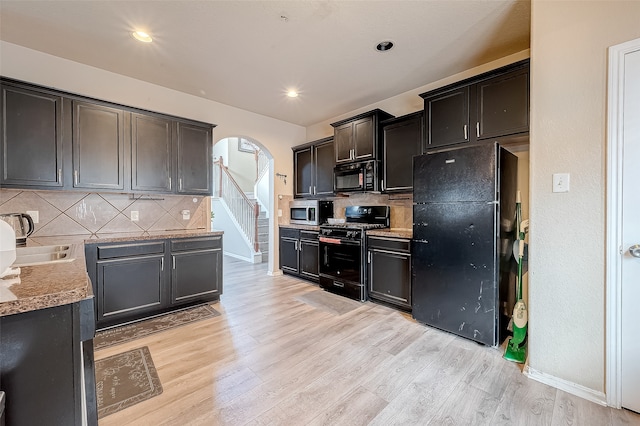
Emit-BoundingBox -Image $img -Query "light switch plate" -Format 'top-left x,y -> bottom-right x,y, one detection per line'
553,173 -> 570,193
26,210 -> 39,223
131,211 -> 139,221
278,209 -> 283,217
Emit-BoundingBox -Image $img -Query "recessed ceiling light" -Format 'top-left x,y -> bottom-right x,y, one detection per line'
286,90 -> 299,98
376,40 -> 394,52
132,31 -> 153,43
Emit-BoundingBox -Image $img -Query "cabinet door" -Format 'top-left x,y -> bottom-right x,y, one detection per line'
177,122 -> 212,195
294,146 -> 313,198
299,238 -> 319,280
97,254 -> 164,326
368,248 -> 411,309
1,85 -> 64,187
131,113 -> 173,192
383,114 -> 422,192
171,248 -> 222,303
334,122 -> 353,163
353,116 -> 374,160
72,100 -> 125,190
424,87 -> 470,149
476,67 -> 529,140
280,236 -> 299,273
313,139 -> 334,196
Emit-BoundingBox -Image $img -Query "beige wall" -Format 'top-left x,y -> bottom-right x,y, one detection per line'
0,41 -> 306,273
529,0 -> 640,393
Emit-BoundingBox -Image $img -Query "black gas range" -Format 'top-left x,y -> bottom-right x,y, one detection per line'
318,206 -> 389,301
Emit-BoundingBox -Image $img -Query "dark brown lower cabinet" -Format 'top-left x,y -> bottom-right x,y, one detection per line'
0,297 -> 97,426
367,236 -> 411,310
85,235 -> 223,330
279,227 -> 319,282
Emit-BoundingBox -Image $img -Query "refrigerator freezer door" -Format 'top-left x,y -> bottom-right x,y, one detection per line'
412,201 -> 499,346
413,144 -> 498,204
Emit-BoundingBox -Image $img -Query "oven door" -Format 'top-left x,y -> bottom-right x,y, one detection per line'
319,237 -> 362,284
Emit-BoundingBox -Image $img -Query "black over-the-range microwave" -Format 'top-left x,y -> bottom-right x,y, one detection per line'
289,200 -> 334,226
334,160 -> 378,192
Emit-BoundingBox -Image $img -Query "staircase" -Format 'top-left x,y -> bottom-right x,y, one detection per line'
213,157 -> 270,264
245,192 -> 269,263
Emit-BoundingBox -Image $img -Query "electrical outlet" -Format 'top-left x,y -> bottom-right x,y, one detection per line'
181,209 -> 191,220
278,209 -> 283,217
131,211 -> 139,221
26,210 -> 39,224
552,173 -> 570,193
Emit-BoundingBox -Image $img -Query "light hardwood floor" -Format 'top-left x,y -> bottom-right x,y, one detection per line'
96,257 -> 640,425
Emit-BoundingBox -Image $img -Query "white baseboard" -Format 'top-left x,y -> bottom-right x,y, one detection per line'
223,251 -> 255,263
267,270 -> 283,277
524,366 -> 608,406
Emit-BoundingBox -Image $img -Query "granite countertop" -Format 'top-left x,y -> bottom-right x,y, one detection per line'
0,242 -> 91,317
279,224 -> 321,231
88,229 -> 224,244
0,229 -> 225,317
366,228 -> 413,239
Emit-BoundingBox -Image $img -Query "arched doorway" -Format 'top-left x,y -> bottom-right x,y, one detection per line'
211,136 -> 274,270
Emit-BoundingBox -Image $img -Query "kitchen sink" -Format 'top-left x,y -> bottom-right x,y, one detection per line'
13,245 -> 75,267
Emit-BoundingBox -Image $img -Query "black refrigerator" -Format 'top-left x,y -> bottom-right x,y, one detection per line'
412,143 -> 517,346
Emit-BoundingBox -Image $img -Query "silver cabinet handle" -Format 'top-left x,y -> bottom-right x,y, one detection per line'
161,257 -> 164,271
368,251 -> 371,263
57,169 -> 62,183
309,186 -> 312,194
179,178 -> 183,190
464,124 -> 468,140
74,170 -> 78,186
476,122 -> 480,138
169,177 -> 172,190
294,240 -> 298,251
381,179 -> 385,192
172,255 -> 176,269
313,186 -> 316,195
630,244 -> 640,258
334,281 -> 345,288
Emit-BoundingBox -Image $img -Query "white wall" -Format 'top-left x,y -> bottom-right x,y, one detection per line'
0,41 -> 305,274
306,50 -> 530,141
529,0 -> 640,394
227,138 -> 257,192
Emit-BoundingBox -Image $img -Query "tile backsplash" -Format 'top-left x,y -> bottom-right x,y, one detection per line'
0,189 -> 209,244
277,192 -> 413,229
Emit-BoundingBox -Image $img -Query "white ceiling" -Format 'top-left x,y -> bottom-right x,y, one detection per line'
0,1 -> 530,127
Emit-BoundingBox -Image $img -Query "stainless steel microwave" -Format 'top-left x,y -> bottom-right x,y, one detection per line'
289,200 -> 334,226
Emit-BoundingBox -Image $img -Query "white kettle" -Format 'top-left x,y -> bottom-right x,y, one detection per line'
0,219 -> 17,276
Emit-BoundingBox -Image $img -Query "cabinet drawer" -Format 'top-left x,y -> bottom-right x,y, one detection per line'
299,230 -> 319,241
279,227 -> 300,239
97,241 -> 165,259
170,236 -> 222,252
367,236 -> 410,253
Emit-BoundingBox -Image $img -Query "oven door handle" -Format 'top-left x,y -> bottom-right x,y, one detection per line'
319,237 -> 361,246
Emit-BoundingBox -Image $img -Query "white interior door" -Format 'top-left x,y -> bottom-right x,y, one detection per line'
621,45 -> 640,413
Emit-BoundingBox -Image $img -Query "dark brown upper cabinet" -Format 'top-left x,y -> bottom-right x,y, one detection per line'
176,122 -> 212,195
293,137 -> 334,198
0,78 -> 215,195
421,59 -> 529,151
381,111 -> 423,193
131,112 -> 173,193
72,100 -> 126,190
330,109 -> 393,164
0,84 -> 64,188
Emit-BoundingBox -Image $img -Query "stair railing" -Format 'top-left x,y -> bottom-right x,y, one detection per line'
214,157 -> 260,252
255,149 -> 269,183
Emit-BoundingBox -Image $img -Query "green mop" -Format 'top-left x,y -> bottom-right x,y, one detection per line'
504,191 -> 529,364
